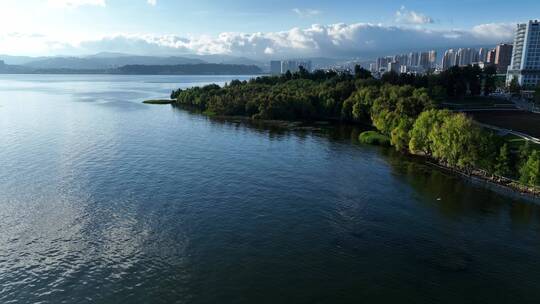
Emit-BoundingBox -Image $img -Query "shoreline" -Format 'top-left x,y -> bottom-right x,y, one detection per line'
219,117 -> 540,201
424,159 -> 540,201
156,102 -> 540,201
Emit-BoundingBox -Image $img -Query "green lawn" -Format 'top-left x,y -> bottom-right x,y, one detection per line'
443,96 -> 515,110
502,134 -> 540,151
471,111 -> 540,138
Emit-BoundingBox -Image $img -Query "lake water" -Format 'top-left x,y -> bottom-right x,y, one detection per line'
1,74 -> 540,304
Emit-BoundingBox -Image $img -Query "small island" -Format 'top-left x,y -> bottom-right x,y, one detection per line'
143,99 -> 174,105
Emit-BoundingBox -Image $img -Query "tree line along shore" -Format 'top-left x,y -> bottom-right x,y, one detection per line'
168,66 -> 540,193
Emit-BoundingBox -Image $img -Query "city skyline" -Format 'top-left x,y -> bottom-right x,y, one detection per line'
0,0 -> 539,58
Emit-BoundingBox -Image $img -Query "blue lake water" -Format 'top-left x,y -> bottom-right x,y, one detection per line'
1,74 -> 540,304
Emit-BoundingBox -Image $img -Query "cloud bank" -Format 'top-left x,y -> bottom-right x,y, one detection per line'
0,22 -> 516,59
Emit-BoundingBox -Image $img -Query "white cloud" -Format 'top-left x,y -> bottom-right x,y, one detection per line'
395,6 -> 433,25
0,22 -> 517,58
147,0 -> 157,6
471,23 -> 515,42
47,0 -> 106,8
292,8 -> 321,18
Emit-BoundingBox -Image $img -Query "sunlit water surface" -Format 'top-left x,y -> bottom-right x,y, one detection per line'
1,74 -> 540,304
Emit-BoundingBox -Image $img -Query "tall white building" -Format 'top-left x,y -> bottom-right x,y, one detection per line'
507,20 -> 540,87
408,52 -> 420,67
477,48 -> 488,63
419,52 -> 430,69
442,49 -> 457,70
457,48 -> 475,66
429,50 -> 437,69
393,54 -> 409,66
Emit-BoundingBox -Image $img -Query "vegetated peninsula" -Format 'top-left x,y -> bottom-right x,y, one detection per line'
170,67 -> 540,195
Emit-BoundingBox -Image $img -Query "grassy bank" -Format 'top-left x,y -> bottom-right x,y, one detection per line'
358,131 -> 390,146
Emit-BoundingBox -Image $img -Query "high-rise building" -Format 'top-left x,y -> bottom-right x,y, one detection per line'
408,52 -> 419,67
270,61 -> 282,75
494,43 -> 513,74
507,20 -> 540,87
428,50 -> 437,69
393,54 -> 408,66
388,62 -> 401,73
477,48 -> 488,63
419,52 -> 431,69
442,49 -> 457,70
376,56 -> 393,72
280,60 -> 312,74
486,49 -> 497,64
457,48 -> 475,66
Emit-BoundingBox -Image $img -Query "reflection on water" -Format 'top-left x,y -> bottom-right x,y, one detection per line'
1,75 -> 540,304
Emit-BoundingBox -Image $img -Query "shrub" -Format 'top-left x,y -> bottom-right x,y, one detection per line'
359,131 -> 391,146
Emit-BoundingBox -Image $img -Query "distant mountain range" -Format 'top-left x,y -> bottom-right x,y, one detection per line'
0,53 -> 370,74
0,52 -> 266,70
0,62 -> 263,75
0,52 -> 268,75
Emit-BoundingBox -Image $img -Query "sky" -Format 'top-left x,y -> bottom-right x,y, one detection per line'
0,0 -> 539,59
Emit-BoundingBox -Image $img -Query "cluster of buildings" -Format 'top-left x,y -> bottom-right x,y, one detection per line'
441,44 -> 513,73
367,20 -> 540,90
370,51 -> 437,75
371,44 -> 514,77
270,60 -> 312,75
267,20 -> 540,90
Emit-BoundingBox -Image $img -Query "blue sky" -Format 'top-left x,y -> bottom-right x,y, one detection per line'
0,0 -> 539,58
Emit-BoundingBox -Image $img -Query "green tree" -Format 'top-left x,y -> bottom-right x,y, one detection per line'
409,109 -> 452,155
381,71 -> 399,85
430,113 -> 482,169
372,109 -> 400,135
483,65 -> 497,96
508,77 -> 521,95
390,117 -> 414,151
284,70 -> 292,80
520,151 -> 540,186
534,85 -> 540,105
464,65 -> 482,96
354,65 -> 372,79
494,143 -> 512,177
518,141 -> 532,169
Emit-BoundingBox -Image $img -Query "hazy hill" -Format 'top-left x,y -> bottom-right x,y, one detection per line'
0,55 -> 48,65
185,54 -> 264,67
0,62 -> 263,75
19,55 -> 206,70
